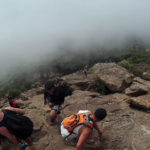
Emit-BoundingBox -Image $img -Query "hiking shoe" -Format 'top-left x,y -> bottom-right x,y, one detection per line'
20,143 -> 28,149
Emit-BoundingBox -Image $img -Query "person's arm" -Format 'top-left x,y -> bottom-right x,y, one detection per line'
0,127 -> 19,144
4,107 -> 25,115
76,127 -> 92,150
93,122 -> 103,136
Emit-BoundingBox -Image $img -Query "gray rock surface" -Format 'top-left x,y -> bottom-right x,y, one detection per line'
93,63 -> 134,92
1,63 -> 150,150
128,94 -> 150,110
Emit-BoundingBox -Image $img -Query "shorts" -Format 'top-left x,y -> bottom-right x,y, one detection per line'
52,105 -> 61,114
60,123 -> 83,141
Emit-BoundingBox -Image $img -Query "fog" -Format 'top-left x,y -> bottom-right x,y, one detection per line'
0,0 -> 150,77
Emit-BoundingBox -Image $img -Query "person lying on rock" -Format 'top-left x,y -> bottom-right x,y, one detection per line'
0,107 -> 33,149
61,108 -> 107,150
44,78 -> 73,125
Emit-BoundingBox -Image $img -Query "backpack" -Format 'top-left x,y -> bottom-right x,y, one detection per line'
63,112 -> 93,133
2,110 -> 33,139
7,96 -> 19,108
45,77 -> 73,98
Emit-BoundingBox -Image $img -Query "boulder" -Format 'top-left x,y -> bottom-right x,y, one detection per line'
36,87 -> 45,95
68,79 -> 90,90
0,98 -> 7,108
93,63 -> 134,92
128,95 -> 150,110
133,77 -> 150,90
20,93 -> 29,100
125,77 -> 150,96
125,81 -> 148,96
32,81 -> 43,88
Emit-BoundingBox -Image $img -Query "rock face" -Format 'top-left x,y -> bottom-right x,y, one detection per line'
93,63 -> 134,92
36,87 -> 45,95
64,63 -> 134,94
125,77 -> 150,97
128,94 -> 150,110
1,63 -> 150,150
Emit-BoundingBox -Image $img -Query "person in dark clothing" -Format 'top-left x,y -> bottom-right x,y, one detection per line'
0,107 -> 33,149
44,80 -> 65,124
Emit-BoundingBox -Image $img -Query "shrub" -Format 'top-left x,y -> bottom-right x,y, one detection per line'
118,60 -> 143,78
0,88 -> 7,97
88,67 -> 95,74
8,88 -> 22,97
92,76 -> 110,94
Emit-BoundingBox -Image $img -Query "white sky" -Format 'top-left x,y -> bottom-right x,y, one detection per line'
0,0 -> 150,76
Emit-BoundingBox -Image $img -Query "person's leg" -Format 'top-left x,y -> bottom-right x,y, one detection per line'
48,102 -> 54,108
50,109 -> 57,123
49,105 -> 61,124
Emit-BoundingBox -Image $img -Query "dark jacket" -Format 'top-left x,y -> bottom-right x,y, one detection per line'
44,89 -> 65,105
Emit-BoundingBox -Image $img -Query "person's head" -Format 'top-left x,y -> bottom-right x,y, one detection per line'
92,108 -> 107,122
7,96 -> 13,101
45,81 -> 57,94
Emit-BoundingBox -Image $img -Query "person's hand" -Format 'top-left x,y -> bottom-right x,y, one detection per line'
98,130 -> 104,138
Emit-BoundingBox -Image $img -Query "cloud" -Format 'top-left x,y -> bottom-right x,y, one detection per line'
0,0 -> 150,77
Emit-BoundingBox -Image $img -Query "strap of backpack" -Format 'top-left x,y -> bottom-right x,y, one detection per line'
84,113 -> 93,128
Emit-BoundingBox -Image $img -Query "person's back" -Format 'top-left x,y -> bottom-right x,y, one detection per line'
61,108 -> 107,150
44,77 -> 73,125
0,107 -> 33,148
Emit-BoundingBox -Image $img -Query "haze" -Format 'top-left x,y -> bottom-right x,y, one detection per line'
0,0 -> 150,77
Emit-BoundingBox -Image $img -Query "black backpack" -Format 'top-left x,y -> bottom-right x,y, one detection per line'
45,77 -> 73,98
2,110 -> 33,139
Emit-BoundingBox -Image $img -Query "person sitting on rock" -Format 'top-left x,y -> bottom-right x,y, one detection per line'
0,107 -> 33,149
61,108 -> 107,150
44,78 -> 73,125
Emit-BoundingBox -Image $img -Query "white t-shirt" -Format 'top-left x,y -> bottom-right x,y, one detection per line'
61,110 -> 92,140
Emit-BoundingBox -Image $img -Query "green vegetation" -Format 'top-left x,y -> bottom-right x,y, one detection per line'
92,76 -> 110,94
0,39 -> 150,98
0,71 -> 38,98
88,67 -> 95,74
118,60 -> 143,77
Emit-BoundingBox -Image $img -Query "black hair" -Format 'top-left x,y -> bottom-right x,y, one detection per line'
94,108 -> 107,121
45,81 -> 55,90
